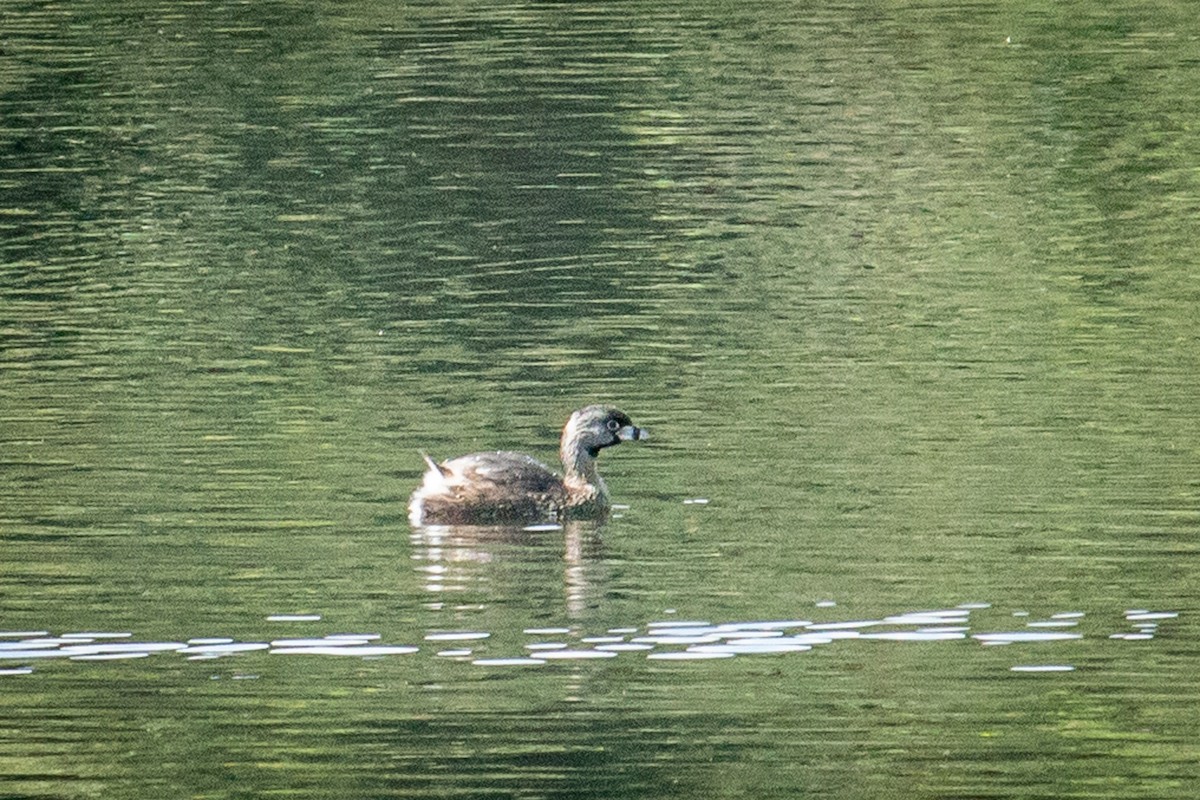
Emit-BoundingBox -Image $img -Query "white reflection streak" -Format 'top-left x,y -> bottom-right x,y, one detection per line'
0,607 -> 1179,672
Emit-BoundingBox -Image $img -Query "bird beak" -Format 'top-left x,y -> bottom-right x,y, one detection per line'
617,425 -> 647,442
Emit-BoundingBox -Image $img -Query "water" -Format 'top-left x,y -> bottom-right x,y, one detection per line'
4,1 -> 1200,797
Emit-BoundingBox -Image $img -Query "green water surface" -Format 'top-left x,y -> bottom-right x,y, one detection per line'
2,1 -> 1199,798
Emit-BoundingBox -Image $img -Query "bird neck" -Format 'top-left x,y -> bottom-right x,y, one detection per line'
561,440 -> 608,501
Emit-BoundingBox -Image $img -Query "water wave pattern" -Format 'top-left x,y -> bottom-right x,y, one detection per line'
0,606 -> 1176,675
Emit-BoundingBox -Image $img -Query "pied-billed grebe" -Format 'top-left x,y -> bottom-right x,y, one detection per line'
408,405 -> 647,525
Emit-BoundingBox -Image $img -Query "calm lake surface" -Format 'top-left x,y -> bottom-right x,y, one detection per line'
3,1 -> 1199,797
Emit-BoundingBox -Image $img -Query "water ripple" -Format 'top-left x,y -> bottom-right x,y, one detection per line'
0,605 -> 1179,674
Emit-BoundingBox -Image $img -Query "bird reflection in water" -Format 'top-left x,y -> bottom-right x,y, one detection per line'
409,520 -> 608,619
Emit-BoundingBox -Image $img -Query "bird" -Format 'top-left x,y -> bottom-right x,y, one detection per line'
408,405 -> 646,525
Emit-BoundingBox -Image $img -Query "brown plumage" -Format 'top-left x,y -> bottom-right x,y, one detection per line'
408,405 -> 647,525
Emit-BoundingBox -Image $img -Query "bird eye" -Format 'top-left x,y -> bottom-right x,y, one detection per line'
606,419 -> 621,432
